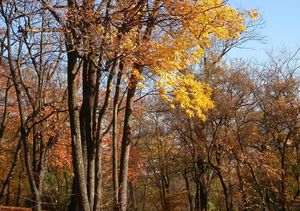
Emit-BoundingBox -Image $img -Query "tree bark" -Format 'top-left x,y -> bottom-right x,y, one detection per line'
183,169 -> 193,211
80,56 -> 97,210
119,73 -> 138,211
66,46 -> 90,211
0,79 -> 10,144
112,70 -> 122,210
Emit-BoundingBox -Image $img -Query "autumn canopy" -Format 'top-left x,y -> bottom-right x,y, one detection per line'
6,1 -> 300,211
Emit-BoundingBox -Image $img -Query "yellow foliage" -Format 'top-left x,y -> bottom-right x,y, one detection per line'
94,0 -> 253,119
157,73 -> 214,120
248,9 -> 259,20
136,0 -> 249,119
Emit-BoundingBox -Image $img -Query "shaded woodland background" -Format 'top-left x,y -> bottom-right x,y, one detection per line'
0,0 -> 300,211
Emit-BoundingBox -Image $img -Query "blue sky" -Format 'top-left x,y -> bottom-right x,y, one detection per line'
227,0 -> 300,61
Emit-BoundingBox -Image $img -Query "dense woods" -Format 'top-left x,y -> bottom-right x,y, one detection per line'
0,0 -> 299,210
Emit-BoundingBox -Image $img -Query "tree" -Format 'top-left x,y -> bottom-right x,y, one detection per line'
0,1 -> 68,210
0,0 -> 258,210
36,0 -> 251,210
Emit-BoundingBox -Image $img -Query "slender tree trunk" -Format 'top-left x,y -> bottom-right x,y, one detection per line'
218,172 -> 232,211
162,173 -> 170,211
16,172 -> 22,207
0,79 -> 10,144
119,73 -> 138,211
296,142 -> 300,196
68,177 -> 79,211
93,59 -> 117,211
195,180 -> 207,211
207,154 -> 232,211
280,151 -> 286,211
112,70 -> 122,210
80,58 -> 89,176
128,181 -> 136,210
93,142 -> 102,211
194,160 -> 207,211
5,183 -> 10,206
195,181 -> 199,211
80,56 -> 97,211
119,140 -> 131,211
183,169 -> 193,211
4,16 -> 42,211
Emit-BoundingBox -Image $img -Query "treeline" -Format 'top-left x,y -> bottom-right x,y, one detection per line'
0,0 -> 299,211
134,55 -> 300,210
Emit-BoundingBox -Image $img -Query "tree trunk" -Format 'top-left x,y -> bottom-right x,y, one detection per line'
119,73 -> 138,211
16,172 -> 22,207
280,151 -> 286,211
183,169 -> 193,211
4,17 -> 42,211
296,142 -> 300,196
66,47 -> 90,211
194,160 -> 207,211
0,79 -> 10,144
93,142 -> 102,211
80,56 -> 97,211
93,59 -> 118,211
112,70 -> 122,210
218,172 -> 232,211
